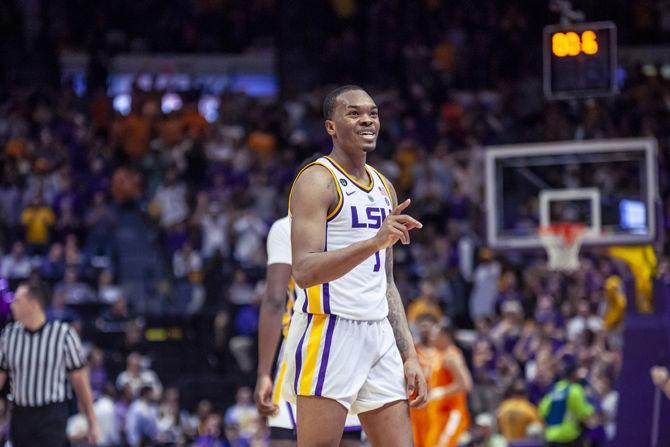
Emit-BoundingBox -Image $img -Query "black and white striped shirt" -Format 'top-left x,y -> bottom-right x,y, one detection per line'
0,320 -> 86,407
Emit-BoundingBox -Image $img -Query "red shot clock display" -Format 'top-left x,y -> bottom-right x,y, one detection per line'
543,21 -> 617,99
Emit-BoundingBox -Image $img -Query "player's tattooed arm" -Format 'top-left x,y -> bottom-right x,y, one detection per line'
383,178 -> 428,407
385,250 -> 415,360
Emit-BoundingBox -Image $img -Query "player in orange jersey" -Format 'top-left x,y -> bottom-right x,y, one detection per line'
410,314 -> 439,447
426,324 -> 472,447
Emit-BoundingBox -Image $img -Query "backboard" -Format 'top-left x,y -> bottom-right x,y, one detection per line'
485,138 -> 658,250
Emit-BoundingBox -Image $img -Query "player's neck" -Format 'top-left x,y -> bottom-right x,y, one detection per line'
329,146 -> 367,179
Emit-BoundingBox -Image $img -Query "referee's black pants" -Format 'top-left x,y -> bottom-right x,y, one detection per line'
10,401 -> 69,447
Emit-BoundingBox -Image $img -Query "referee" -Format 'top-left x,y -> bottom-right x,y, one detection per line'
0,282 -> 100,446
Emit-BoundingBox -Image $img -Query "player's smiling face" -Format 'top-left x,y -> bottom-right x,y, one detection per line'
327,90 -> 380,153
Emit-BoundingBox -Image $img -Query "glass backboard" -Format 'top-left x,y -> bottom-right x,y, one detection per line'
485,138 -> 658,249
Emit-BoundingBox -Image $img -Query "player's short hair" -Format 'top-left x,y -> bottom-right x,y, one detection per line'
323,85 -> 366,119
19,281 -> 48,310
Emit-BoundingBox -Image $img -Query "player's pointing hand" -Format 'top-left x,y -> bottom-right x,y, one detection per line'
373,198 -> 423,249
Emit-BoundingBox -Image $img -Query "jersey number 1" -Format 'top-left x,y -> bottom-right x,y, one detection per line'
373,251 -> 381,272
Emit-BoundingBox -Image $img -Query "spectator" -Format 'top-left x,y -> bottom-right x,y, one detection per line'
54,266 -> 96,304
566,300 -> 603,342
54,200 -> 82,241
228,269 -> 254,306
539,362 -> 595,447
0,241 -> 32,281
407,279 -> 445,326
223,387 -> 259,442
157,388 -> 185,445
40,242 -> 66,283
97,270 -> 122,304
173,240 -> 203,282
231,209 -> 267,268
63,234 -> 87,275
199,201 -> 231,259
97,296 -> 132,332
593,374 -> 618,441
471,338 -> 499,415
497,378 -> 543,442
470,249 -> 502,322
150,167 -> 189,229
173,240 -> 204,313
113,106 -> 151,160
194,399 -> 214,437
68,383 -> 120,446
20,195 -> 55,254
116,352 -> 163,399
46,288 -> 79,322
115,385 -> 135,442
490,300 -> 524,354
88,348 -> 109,400
125,385 -> 159,447
95,384 -> 120,447
468,413 -> 509,447
195,413 -> 226,447
0,170 -> 23,244
84,191 -> 116,252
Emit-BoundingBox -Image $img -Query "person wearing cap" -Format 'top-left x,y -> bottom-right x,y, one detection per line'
539,361 -> 595,447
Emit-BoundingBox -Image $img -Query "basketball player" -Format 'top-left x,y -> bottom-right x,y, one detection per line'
410,313 -> 439,447
255,211 -> 363,446
426,324 -> 472,447
281,85 -> 427,447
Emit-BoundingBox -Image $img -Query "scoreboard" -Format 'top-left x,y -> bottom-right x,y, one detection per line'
543,21 -> 617,100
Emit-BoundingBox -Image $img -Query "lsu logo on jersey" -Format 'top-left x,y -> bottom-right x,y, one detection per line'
351,206 -> 392,229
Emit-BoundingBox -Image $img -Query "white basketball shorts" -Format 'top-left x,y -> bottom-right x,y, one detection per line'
281,312 -> 407,414
270,340 -> 361,430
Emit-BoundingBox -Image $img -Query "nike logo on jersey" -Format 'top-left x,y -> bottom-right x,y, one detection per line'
345,190 -> 356,196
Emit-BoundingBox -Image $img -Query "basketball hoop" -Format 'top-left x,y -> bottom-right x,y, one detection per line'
539,222 -> 587,271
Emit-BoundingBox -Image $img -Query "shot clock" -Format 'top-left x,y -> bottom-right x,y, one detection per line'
543,21 -> 617,99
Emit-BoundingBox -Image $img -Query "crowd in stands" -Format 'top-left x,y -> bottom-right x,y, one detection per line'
1,72 -> 666,446
0,0 -> 669,446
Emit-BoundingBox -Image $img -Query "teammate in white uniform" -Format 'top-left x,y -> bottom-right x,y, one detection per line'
282,86 -> 428,447
255,214 -> 362,446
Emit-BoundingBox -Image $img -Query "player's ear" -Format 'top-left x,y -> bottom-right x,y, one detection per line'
324,119 -> 336,137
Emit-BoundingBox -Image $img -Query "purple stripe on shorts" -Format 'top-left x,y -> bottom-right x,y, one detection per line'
302,289 -> 308,313
294,314 -> 312,393
286,402 -> 297,430
314,315 -> 336,396
322,283 -> 331,314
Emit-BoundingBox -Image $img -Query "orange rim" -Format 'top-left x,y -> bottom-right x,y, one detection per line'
539,222 -> 586,244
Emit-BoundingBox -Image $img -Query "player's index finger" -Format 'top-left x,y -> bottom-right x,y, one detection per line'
395,215 -> 423,228
392,198 -> 410,215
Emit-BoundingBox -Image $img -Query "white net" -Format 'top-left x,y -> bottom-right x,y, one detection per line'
539,228 -> 586,272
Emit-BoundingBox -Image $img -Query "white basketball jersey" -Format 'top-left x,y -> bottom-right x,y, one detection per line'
289,156 -> 393,321
266,216 -> 301,338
